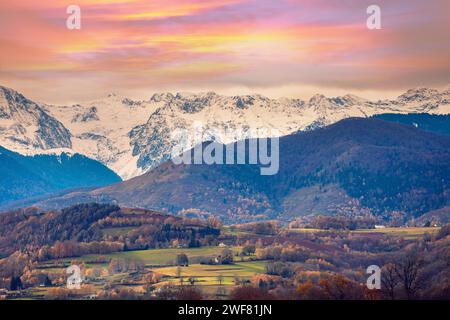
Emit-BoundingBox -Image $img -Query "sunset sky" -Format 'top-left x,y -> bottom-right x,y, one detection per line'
0,0 -> 449,103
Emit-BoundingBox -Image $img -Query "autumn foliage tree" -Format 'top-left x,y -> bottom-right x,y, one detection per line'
229,286 -> 275,300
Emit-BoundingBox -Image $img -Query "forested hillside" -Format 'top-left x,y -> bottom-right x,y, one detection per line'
0,146 -> 121,205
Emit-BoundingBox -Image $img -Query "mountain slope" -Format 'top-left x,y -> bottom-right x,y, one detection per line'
0,86 -> 72,152
2,85 -> 449,180
373,113 -> 450,136
125,88 -> 450,175
22,118 -> 450,224
0,146 -> 121,205
45,93 -> 161,179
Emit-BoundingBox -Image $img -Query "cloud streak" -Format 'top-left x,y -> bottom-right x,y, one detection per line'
0,0 -> 448,103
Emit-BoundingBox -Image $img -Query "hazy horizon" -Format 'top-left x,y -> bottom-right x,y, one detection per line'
2,82 -> 450,107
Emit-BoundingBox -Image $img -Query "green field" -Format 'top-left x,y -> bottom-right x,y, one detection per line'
155,260 -> 266,277
60,246 -> 244,266
352,227 -> 440,239
152,260 -> 267,286
40,246 -> 266,298
289,227 -> 440,239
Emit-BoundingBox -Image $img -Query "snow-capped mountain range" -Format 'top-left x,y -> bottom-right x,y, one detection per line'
1,85 -> 449,180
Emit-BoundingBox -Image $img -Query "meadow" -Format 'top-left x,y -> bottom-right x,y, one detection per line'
288,227 -> 440,239
155,260 -> 266,281
59,246 -> 244,267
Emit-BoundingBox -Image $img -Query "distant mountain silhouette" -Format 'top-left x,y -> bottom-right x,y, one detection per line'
0,146 -> 121,205
11,118 -> 450,224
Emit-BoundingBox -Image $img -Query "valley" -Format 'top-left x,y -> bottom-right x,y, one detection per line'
0,203 -> 446,300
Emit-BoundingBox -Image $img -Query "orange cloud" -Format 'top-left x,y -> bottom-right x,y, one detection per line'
0,0 -> 448,103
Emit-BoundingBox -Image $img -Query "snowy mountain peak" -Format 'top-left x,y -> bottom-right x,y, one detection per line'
86,92 -> 141,107
150,92 -> 174,103
398,88 -> 440,102
308,94 -> 333,111
341,94 -> 368,105
309,93 -> 327,103
0,86 -> 72,152
0,85 -> 31,116
1,85 -> 449,180
232,95 -> 257,109
307,93 -> 369,110
71,106 -> 99,123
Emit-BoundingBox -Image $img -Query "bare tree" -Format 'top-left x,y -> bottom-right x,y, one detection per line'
381,263 -> 398,299
217,274 -> 224,286
176,266 -> 184,286
394,254 -> 423,299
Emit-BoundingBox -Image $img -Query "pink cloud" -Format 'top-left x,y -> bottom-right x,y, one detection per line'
0,0 -> 448,103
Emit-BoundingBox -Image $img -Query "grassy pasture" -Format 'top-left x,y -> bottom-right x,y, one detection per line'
60,246 -> 243,266
152,260 -> 267,286
353,227 -> 440,239
155,260 -> 266,278
289,227 -> 440,239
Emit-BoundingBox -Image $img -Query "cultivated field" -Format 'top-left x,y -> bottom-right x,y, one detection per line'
27,245 -> 265,299
153,260 -> 267,287
9,225 -> 443,300
289,227 -> 440,239
59,246 -> 244,266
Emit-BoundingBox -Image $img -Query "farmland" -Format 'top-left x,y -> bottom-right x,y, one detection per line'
21,225 -> 441,299
0,204 -> 447,300
155,260 -> 267,284
58,246 -> 244,267
288,227 -> 440,239
20,244 -> 267,299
